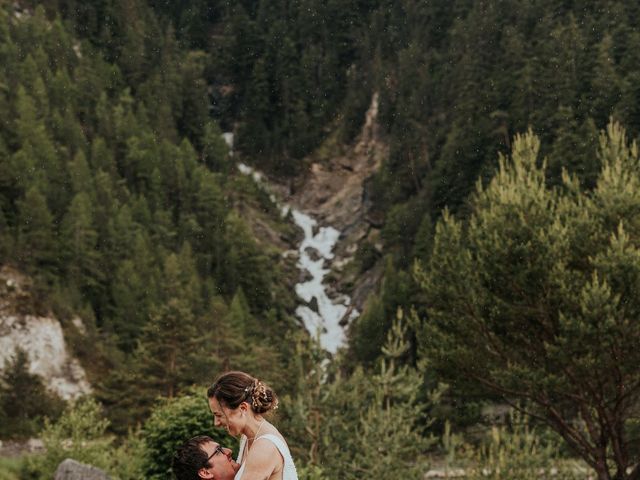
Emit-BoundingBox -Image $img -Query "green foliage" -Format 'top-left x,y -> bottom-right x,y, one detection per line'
348,257 -> 414,365
201,122 -> 231,174
416,122 -> 640,479
15,187 -> 56,274
0,349 -> 64,439
21,397 -> 119,480
353,240 -> 380,274
282,314 -> 441,479
443,410 -> 584,480
0,457 -> 21,480
140,390 -> 237,480
0,3 -> 298,436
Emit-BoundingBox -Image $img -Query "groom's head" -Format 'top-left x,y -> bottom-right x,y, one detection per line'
172,435 -> 239,480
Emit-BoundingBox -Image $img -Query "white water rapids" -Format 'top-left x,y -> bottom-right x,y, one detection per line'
227,134 -> 358,352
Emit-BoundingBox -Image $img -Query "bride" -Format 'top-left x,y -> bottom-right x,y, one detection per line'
207,371 -> 298,480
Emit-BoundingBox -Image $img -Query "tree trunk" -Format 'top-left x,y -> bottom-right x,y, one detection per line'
595,461 -> 611,480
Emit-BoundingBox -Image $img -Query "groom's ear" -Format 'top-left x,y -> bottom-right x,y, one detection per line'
198,467 -> 214,479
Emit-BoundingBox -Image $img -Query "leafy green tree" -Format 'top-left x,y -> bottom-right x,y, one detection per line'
590,34 -> 623,125
191,169 -> 226,277
415,123 -> 640,480
443,408 -> 583,480
225,287 -> 255,336
177,51 -> 210,144
547,107 -> 599,187
140,390 -> 237,480
237,57 -> 271,157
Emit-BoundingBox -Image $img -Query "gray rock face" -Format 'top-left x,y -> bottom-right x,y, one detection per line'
54,459 -> 111,480
0,267 -> 91,400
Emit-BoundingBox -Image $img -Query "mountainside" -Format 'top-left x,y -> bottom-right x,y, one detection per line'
287,92 -> 388,312
3,2 -> 640,478
0,267 -> 90,400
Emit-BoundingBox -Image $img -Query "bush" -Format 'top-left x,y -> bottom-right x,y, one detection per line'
0,349 -> 65,439
443,409 -> 586,480
140,389 -> 237,480
281,316 -> 440,480
21,397 -> 123,479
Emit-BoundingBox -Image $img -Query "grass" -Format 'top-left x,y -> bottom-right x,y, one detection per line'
0,456 -> 25,480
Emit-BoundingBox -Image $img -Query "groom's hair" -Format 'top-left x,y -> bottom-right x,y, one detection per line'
172,435 -> 212,480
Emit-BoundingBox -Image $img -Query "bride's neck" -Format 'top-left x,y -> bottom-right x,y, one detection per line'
243,415 -> 266,439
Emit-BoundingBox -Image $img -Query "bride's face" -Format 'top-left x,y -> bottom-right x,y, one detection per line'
209,396 -> 245,436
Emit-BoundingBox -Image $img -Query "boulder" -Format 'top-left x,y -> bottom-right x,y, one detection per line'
54,458 -> 111,480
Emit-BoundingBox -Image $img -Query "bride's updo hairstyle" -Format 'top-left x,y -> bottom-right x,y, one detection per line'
207,371 -> 278,414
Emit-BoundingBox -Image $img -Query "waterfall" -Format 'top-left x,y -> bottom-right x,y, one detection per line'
291,210 -> 358,352
225,132 -> 357,352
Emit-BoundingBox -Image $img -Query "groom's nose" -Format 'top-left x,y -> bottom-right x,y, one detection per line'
223,447 -> 232,458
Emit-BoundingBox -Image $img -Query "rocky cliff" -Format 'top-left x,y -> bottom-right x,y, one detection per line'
287,93 -> 388,313
0,267 -> 91,400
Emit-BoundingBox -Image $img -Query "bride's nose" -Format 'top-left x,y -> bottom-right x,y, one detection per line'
214,417 -> 222,427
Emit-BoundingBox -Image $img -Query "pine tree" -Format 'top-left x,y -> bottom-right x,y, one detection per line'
68,150 -> 94,197
61,192 -> 102,294
0,349 -> 64,438
16,187 -> 57,273
416,123 -> 640,480
132,251 -> 209,410
221,211 -> 272,311
283,313 -> 439,479
201,121 -> 231,174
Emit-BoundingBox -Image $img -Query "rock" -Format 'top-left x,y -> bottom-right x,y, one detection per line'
0,267 -> 91,400
26,438 -> 44,452
308,296 -> 319,314
298,268 -> 313,284
287,93 -> 388,312
304,246 -> 322,262
54,459 -> 111,480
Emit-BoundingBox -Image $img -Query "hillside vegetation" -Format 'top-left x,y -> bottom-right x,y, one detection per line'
2,1 -> 640,479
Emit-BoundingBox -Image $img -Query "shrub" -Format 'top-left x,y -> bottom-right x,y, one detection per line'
140,389 -> 237,480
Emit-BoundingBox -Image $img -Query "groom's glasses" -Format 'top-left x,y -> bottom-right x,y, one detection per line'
205,445 -> 224,466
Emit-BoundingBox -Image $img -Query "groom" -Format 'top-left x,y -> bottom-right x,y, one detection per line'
172,435 -> 240,480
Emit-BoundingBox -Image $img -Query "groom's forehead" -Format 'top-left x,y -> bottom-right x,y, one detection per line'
202,440 -> 220,455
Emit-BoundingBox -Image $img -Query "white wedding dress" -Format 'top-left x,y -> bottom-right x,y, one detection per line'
234,434 -> 298,480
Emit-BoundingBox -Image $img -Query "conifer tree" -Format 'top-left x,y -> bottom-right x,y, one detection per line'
416,123 -> 640,480
201,121 -> 231,174
16,187 -> 56,272
0,349 -> 64,438
284,313 -> 439,479
221,211 -> 272,311
61,192 -> 102,294
132,250 -> 209,406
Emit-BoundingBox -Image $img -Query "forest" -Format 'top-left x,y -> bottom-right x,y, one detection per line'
1,1 -> 640,479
